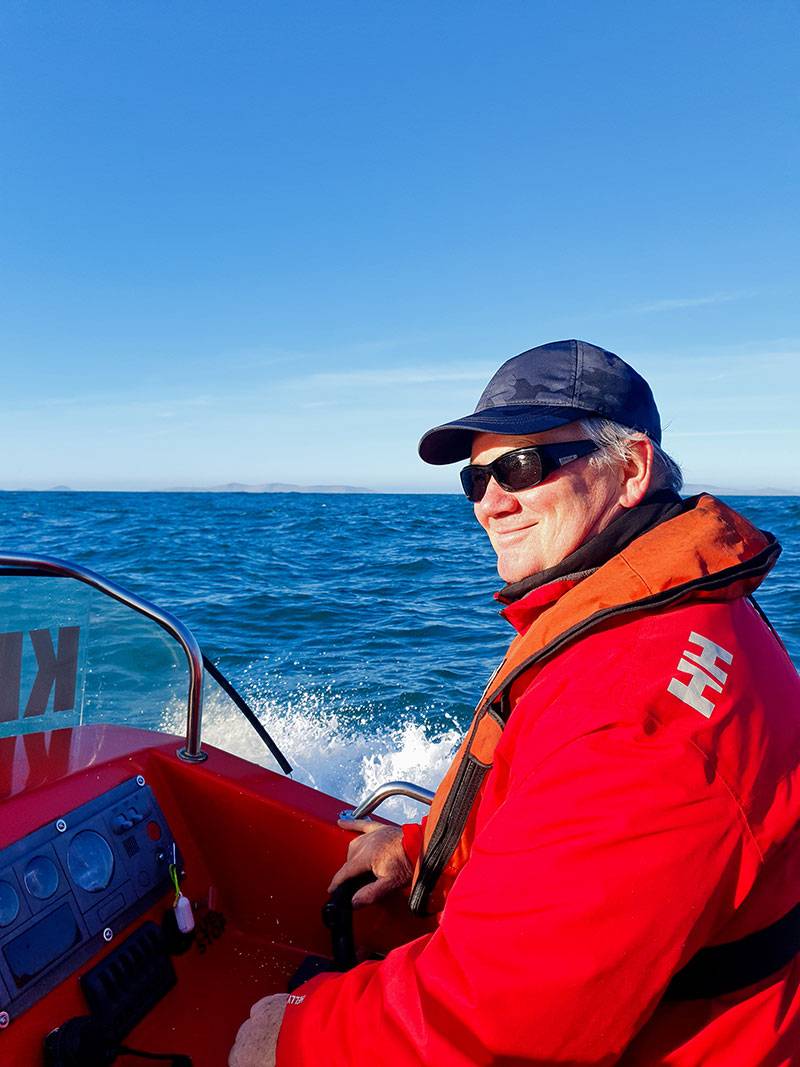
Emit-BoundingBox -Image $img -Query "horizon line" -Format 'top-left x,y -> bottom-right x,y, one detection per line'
2,482 -> 799,497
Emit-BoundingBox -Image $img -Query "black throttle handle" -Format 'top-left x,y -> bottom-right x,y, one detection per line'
321,872 -> 376,971
287,873 -> 378,992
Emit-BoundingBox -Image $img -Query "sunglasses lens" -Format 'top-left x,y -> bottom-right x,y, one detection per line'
495,449 -> 543,491
460,467 -> 488,502
461,442 -> 594,502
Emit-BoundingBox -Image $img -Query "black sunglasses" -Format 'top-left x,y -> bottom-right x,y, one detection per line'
460,440 -> 599,503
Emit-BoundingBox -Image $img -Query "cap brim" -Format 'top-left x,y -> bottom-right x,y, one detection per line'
418,405 -> 592,465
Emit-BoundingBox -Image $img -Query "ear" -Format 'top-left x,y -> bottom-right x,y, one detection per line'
618,437 -> 654,509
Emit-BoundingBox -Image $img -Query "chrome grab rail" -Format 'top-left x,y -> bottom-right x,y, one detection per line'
340,780 -> 435,821
0,553 -> 207,763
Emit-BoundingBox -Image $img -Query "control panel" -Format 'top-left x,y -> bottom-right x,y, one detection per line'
0,776 -> 177,1024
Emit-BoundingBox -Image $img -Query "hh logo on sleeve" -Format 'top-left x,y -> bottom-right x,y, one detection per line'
667,631 -> 734,718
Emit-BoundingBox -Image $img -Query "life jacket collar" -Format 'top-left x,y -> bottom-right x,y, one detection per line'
499,575 -> 589,635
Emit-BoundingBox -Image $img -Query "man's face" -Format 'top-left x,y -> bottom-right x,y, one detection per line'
471,424 -> 626,584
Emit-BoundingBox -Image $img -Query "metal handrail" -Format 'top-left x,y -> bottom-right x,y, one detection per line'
0,553 -> 207,763
340,779 -> 435,821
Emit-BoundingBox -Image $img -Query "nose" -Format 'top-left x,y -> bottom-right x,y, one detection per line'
474,475 -> 521,522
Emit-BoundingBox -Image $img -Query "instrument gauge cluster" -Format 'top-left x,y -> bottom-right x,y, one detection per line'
0,777 -> 178,1024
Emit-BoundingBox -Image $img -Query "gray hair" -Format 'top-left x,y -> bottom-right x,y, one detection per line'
577,417 -> 684,494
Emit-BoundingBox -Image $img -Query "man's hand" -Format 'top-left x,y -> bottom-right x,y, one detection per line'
328,819 -> 412,907
229,993 -> 288,1067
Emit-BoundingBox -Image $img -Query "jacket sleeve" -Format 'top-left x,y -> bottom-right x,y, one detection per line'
277,708 -> 760,1066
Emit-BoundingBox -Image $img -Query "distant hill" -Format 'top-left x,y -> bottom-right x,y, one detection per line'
167,482 -> 374,494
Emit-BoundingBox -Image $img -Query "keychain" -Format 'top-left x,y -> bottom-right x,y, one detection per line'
168,845 -> 195,934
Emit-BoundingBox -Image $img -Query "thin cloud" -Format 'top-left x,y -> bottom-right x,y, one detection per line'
11,393 -> 217,418
631,292 -> 753,314
292,365 -> 493,388
244,334 -> 438,369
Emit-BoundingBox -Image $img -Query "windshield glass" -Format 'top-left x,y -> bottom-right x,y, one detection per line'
0,568 -> 289,778
0,574 -> 192,738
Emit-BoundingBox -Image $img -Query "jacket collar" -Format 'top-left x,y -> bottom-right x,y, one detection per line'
501,576 -> 585,635
497,488 -> 686,635
496,488 -> 685,606
486,494 -> 780,700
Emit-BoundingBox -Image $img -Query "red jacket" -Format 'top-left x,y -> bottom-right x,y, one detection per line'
278,497 -> 800,1066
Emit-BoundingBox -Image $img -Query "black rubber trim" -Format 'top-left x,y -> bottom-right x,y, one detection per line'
203,655 -> 292,775
410,755 -> 489,915
412,697 -> 509,913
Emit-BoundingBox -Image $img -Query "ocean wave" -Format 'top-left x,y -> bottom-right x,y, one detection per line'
159,684 -> 462,824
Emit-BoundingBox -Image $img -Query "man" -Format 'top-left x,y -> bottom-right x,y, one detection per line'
230,340 -> 800,1065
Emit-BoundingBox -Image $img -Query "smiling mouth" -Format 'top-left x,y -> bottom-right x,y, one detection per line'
491,524 -> 536,538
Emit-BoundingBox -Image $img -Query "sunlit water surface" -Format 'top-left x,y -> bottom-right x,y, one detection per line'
1,492 -> 797,820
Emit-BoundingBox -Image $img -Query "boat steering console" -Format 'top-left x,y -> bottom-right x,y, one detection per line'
0,775 -> 195,1066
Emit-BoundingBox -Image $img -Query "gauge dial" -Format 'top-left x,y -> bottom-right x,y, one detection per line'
67,830 -> 115,893
0,880 -> 20,925
24,856 -> 60,899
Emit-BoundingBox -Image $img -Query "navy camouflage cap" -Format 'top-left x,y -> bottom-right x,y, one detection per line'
418,339 -> 661,465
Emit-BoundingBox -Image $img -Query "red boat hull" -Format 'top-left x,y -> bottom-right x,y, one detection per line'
0,725 -> 430,1066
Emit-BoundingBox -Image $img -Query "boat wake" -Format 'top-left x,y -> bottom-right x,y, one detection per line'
159,686 -> 460,823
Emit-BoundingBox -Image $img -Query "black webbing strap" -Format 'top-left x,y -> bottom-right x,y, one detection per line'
665,903 -> 800,1000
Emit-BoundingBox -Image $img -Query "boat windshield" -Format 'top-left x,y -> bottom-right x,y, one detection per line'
0,566 -> 290,775
0,573 -> 194,739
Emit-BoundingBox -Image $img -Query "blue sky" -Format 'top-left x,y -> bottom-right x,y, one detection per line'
1,1 -> 798,492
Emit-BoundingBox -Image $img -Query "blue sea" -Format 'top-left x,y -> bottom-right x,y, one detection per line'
1,493 -> 798,818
